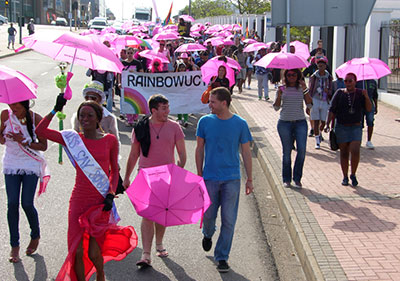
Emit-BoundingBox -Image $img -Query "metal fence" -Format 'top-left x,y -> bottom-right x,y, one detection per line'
387,21 -> 400,93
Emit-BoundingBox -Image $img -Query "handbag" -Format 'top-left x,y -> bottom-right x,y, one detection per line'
201,85 -> 213,104
329,130 -> 339,151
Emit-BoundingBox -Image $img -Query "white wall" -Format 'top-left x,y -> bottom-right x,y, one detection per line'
364,10 -> 392,59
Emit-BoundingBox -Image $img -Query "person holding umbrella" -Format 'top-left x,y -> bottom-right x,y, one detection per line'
325,73 -> 372,187
36,96 -> 137,280
123,94 -> 187,268
196,87 -> 253,272
273,69 -> 312,188
0,99 -> 48,263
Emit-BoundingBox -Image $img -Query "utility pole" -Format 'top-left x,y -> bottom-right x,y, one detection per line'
19,0 -> 24,44
189,0 -> 191,16
286,0 -> 290,52
69,0 -> 72,31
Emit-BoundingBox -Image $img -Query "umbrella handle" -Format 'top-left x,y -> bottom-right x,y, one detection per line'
69,48 -> 77,73
56,111 -> 66,164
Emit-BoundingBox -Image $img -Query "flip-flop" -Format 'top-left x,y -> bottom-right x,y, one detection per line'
26,238 -> 39,256
8,256 -> 20,263
26,247 -> 37,256
156,248 -> 169,258
136,258 -> 152,268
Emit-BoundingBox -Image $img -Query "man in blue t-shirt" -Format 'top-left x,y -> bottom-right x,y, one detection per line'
195,87 -> 254,273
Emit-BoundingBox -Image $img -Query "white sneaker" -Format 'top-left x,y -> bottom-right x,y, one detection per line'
247,85 -> 251,90
366,141 -> 374,149
315,143 -> 320,149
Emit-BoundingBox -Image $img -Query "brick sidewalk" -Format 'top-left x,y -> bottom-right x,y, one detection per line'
233,85 -> 400,281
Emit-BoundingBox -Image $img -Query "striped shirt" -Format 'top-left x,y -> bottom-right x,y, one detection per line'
277,87 -> 306,121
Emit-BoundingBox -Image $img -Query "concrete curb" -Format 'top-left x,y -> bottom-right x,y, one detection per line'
232,100 -> 325,281
0,48 -> 32,59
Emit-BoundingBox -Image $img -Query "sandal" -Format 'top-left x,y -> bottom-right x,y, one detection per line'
136,252 -> 152,268
9,247 -> 20,263
26,238 -> 40,256
156,245 -> 169,258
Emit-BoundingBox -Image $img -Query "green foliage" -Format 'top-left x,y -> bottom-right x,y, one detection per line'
282,26 -> 311,44
228,0 -> 271,14
179,0 -> 234,18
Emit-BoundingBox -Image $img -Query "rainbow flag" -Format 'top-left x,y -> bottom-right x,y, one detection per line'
163,2 -> 173,26
245,26 -> 249,38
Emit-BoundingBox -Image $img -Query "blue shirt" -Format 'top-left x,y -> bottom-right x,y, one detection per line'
196,114 -> 253,181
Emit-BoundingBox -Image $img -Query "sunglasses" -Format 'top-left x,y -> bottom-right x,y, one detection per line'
159,44 -> 165,46
344,79 -> 354,83
127,52 -> 133,55
286,73 -> 297,77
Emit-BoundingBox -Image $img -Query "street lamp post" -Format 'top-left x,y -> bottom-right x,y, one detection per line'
189,0 -> 191,17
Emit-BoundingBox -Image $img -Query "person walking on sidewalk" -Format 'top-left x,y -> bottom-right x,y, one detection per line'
27,19 -> 35,35
308,57 -> 332,149
254,48 -> 270,101
195,87 -> 254,273
123,94 -> 187,268
355,79 -> 378,149
7,23 -> 17,50
273,69 -> 312,188
325,73 -> 372,187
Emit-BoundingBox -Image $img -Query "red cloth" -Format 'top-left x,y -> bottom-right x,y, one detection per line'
36,117 -> 138,280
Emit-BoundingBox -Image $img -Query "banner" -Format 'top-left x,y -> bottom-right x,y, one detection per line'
121,71 -> 209,114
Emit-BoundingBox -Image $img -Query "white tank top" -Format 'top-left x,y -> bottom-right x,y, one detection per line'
2,111 -> 41,176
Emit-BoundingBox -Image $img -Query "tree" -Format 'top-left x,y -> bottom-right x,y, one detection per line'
282,26 -> 311,45
228,0 -> 271,14
179,0 -> 234,19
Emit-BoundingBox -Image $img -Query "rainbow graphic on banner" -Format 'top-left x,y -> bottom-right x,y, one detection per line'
123,88 -> 150,114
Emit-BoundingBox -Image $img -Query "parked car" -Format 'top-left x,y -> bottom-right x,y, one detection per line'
89,19 -> 108,31
0,15 -> 8,25
55,17 -> 68,26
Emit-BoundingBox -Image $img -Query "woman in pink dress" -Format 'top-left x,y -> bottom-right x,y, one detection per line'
36,96 -> 137,281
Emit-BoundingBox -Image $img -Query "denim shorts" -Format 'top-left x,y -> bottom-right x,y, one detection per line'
334,123 -> 362,144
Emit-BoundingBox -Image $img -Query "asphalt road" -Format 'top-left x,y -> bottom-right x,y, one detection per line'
0,50 -> 284,281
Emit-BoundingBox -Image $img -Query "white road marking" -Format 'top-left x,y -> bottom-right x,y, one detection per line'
41,72 -> 48,76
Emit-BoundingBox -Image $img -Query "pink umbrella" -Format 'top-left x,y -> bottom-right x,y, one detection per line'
190,31 -> 202,38
335,57 -> 391,80
100,26 -> 116,35
223,39 -> 234,46
21,33 -> 123,73
243,38 -> 257,44
201,60 -> 236,87
21,32 -> 124,100
281,40 -> 311,60
138,50 -> 169,64
179,15 -> 195,22
204,37 -> 224,47
153,32 -> 180,41
243,42 -> 271,53
232,24 -> 242,32
162,25 -> 178,32
113,35 -> 142,47
175,43 -> 207,53
209,56 -> 241,70
0,65 -> 37,104
191,23 -> 205,32
254,52 -> 310,69
222,24 -> 233,31
126,164 -> 211,227
213,31 -> 232,38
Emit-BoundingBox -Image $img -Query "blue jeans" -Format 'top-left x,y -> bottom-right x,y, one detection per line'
202,179 -> 240,261
277,119 -> 308,183
106,88 -> 113,113
256,73 -> 269,98
5,174 -> 40,247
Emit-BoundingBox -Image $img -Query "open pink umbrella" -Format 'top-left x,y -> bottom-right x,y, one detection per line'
179,15 -> 195,22
335,57 -> 391,80
243,38 -> 257,44
201,60 -> 236,87
0,65 -> 37,104
138,50 -> 169,63
223,39 -> 234,46
232,24 -> 242,31
243,42 -> 271,53
191,23 -> 205,32
153,32 -> 180,41
209,56 -> 241,70
190,31 -> 202,38
204,37 -> 224,47
281,40 -> 311,60
175,43 -> 207,53
254,52 -> 310,69
126,164 -> 211,227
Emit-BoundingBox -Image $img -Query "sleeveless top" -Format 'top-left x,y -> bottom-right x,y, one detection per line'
2,111 -> 41,176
